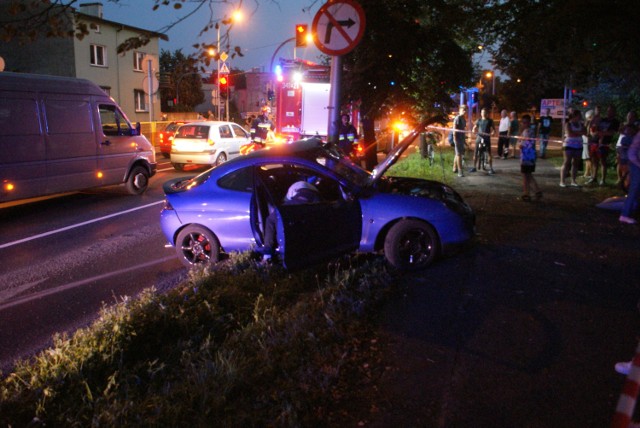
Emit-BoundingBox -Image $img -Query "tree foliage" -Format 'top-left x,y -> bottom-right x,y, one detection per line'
160,49 -> 205,112
481,0 -> 640,107
341,0 -> 481,122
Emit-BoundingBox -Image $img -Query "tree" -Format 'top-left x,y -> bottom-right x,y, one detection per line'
340,0 -> 478,168
342,0 -> 477,122
480,0 -> 640,107
160,49 -> 205,112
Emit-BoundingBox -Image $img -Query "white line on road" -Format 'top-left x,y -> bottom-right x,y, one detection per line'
0,201 -> 165,250
0,256 -> 178,311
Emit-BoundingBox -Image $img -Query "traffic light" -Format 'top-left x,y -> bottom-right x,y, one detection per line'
219,75 -> 228,99
295,24 -> 308,47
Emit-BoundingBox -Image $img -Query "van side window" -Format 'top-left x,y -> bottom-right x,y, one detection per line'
0,98 -> 41,136
45,99 -> 93,134
99,104 -> 132,136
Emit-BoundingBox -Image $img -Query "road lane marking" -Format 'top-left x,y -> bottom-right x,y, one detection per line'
0,201 -> 165,250
0,278 -> 48,303
0,256 -> 178,311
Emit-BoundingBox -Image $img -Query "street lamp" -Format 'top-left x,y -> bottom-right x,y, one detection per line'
485,71 -> 495,96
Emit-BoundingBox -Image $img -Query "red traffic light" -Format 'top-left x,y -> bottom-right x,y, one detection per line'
295,24 -> 308,47
219,76 -> 228,86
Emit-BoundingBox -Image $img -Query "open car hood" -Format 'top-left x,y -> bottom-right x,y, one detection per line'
370,115 -> 447,184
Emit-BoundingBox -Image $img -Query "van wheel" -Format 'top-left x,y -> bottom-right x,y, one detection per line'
175,226 -> 220,267
172,163 -> 185,171
125,166 -> 149,195
214,153 -> 227,166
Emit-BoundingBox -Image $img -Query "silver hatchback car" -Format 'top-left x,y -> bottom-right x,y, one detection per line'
170,121 -> 250,171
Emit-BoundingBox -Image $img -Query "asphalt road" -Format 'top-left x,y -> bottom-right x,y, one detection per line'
368,155 -> 640,426
0,157 -> 189,372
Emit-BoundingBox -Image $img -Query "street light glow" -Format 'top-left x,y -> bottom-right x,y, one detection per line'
485,71 -> 493,78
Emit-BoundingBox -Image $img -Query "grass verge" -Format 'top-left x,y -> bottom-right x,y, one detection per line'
0,253 -> 393,426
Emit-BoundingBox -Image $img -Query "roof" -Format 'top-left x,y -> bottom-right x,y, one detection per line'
0,72 -> 107,96
75,11 -> 169,42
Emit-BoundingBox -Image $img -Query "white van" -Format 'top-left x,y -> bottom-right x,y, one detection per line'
0,72 -> 157,203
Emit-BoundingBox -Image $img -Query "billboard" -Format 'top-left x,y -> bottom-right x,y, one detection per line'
540,99 -> 566,119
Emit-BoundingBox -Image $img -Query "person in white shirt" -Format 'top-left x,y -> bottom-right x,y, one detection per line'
497,109 -> 510,159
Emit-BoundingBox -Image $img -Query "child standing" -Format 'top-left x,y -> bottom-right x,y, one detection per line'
519,114 -> 542,201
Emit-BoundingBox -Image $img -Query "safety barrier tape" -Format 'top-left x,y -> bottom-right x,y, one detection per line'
612,342 -> 640,428
425,124 -> 565,145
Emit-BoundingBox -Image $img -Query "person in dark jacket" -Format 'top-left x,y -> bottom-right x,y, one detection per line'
250,106 -> 275,146
337,114 -> 359,156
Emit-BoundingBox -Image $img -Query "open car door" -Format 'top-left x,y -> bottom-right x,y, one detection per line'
278,195 -> 361,270
252,162 -> 362,270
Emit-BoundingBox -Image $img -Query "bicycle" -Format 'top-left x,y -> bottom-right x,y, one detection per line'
420,132 -> 437,166
476,134 -> 489,171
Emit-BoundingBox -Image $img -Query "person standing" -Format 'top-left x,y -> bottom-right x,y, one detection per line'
518,114 -> 542,201
594,105 -> 619,185
619,129 -> 640,224
497,109 -> 510,159
452,105 -> 467,177
537,108 -> 553,159
616,111 -> 638,185
582,110 -> 594,180
508,111 -> 519,159
470,108 -> 496,174
337,113 -> 359,157
250,106 -> 275,146
561,110 -> 586,187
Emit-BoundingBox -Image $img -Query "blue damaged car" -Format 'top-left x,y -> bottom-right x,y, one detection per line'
160,119 -> 475,271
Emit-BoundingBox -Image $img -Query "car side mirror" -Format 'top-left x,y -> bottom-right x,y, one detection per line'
133,122 -> 141,136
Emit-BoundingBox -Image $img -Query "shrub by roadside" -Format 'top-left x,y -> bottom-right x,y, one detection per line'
0,253 -> 392,426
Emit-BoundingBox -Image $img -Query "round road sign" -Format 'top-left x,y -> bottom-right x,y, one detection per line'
312,0 -> 366,56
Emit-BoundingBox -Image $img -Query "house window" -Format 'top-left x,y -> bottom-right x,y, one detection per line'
90,44 -> 106,67
134,90 -> 148,112
134,51 -> 145,72
90,23 -> 101,33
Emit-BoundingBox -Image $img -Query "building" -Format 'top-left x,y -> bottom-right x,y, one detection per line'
0,1 -> 167,123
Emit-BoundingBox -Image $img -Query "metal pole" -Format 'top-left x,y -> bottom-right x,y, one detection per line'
327,55 -> 342,144
217,26 -> 221,120
147,59 -> 154,122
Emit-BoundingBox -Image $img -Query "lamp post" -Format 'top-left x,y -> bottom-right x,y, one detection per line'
212,9 -> 242,121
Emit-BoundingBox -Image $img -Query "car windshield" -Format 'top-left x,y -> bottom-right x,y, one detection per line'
301,143 -> 372,188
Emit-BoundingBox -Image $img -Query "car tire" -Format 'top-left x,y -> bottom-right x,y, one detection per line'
125,165 -> 149,195
384,219 -> 439,270
175,226 -> 221,267
214,152 -> 227,166
172,163 -> 185,171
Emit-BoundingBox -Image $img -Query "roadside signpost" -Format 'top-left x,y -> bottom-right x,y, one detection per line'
311,0 -> 366,143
